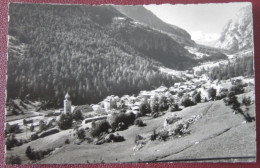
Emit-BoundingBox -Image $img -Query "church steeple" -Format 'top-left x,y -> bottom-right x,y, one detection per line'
64,92 -> 71,114
65,92 -> 70,100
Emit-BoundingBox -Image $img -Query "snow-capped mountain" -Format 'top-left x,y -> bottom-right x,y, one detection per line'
215,5 -> 253,54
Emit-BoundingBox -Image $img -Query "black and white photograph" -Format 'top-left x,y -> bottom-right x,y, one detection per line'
5,2 -> 256,164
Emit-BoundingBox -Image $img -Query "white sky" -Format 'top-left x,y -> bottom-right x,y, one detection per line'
144,2 -> 251,44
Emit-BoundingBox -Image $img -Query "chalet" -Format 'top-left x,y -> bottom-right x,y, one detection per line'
155,86 -> 168,93
174,83 -> 181,88
91,104 -> 102,111
103,96 -> 117,112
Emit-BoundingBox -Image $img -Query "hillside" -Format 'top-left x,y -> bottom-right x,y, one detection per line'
215,5 -> 253,54
7,3 -> 199,105
114,5 -> 195,46
7,92 -> 255,164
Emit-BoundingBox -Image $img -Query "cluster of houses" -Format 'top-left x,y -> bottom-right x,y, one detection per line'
6,75 -> 254,137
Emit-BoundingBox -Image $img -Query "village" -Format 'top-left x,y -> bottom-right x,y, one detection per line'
5,70 -> 256,164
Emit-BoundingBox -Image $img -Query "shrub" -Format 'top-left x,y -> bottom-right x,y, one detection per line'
178,92 -> 184,98
134,135 -> 143,145
76,128 -> 85,140
139,103 -> 151,116
208,87 -> 217,100
26,146 -> 53,160
91,120 -> 110,137
242,96 -> 251,106
192,91 -> 201,103
5,134 -> 19,150
150,96 -> 159,113
110,113 -> 135,131
5,124 -> 21,134
158,130 -> 169,141
38,120 -> 48,132
232,101 -> 241,111
30,124 -> 34,132
134,119 -> 146,127
230,84 -> 244,95
181,97 -> 195,107
158,96 -> 169,112
150,129 -> 157,141
58,113 -> 73,130
72,110 -> 84,121
26,146 -> 35,160
5,155 -> 22,164
65,139 -> 70,144
111,134 -> 125,142
30,133 -> 39,141
223,91 -> 237,106
216,88 -> 228,100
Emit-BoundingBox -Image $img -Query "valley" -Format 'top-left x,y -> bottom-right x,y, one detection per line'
5,3 -> 256,164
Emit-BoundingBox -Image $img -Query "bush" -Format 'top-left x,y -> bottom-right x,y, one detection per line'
111,134 -> 125,142
26,146 -> 53,160
65,139 -> 70,144
150,96 -> 159,113
30,133 -> 39,141
208,87 -> 217,100
134,119 -> 146,127
5,124 -> 21,134
150,129 -> 157,141
38,120 -> 48,132
90,120 -> 110,137
26,146 -> 35,160
30,124 -> 34,132
216,88 -> 228,100
181,97 -> 195,107
76,128 -> 85,140
110,113 -> 135,131
223,91 -> 237,106
72,110 -> 84,121
192,91 -> 201,103
5,134 -> 19,150
242,96 -> 251,106
232,100 -> 241,111
178,92 -> 184,98
135,135 -> 143,145
230,84 -> 244,95
5,155 -> 22,164
158,130 -> 169,141
158,96 -> 169,112
58,113 -> 73,130
139,103 -> 151,116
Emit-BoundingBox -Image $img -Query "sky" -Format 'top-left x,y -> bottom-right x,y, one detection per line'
144,2 -> 251,45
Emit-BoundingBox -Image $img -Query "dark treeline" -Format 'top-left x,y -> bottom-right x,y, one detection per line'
208,55 -> 254,81
7,4 -> 189,106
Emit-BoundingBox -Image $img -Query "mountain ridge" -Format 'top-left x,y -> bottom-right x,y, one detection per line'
113,5 -> 195,46
215,5 -> 253,54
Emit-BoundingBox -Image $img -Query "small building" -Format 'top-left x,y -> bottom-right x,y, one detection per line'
174,83 -> 181,88
155,86 -> 168,93
104,96 -> 117,112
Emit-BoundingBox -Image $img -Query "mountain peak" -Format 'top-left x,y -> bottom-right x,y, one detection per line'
215,5 -> 253,54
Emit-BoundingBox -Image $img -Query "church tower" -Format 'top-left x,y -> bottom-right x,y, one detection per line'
63,92 -> 71,114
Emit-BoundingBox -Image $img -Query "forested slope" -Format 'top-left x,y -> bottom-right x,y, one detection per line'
7,4 -> 197,105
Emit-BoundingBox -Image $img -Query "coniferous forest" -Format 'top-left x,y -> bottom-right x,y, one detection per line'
7,4 -> 198,105
208,55 -> 254,81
